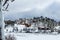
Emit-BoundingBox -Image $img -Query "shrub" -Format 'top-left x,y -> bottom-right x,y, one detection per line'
5,34 -> 16,40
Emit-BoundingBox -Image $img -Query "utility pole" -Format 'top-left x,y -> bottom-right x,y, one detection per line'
0,0 -> 15,40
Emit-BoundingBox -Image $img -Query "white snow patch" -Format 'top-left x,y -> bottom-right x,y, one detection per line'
5,33 -> 60,40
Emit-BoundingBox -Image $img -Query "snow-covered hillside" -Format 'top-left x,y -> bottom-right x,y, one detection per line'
4,24 -> 60,40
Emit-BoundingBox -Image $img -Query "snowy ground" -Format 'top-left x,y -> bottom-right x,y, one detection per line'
5,33 -> 60,40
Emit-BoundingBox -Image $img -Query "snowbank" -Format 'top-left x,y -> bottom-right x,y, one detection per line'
5,33 -> 60,40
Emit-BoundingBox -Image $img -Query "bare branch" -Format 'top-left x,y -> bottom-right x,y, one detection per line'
3,0 -> 9,6
5,3 -> 9,10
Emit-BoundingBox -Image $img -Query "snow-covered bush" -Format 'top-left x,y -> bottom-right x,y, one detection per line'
54,26 -> 60,34
5,25 -> 13,33
14,24 -> 25,32
5,34 -> 16,40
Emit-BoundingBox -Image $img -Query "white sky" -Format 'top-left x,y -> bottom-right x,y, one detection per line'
4,0 -> 60,21
7,0 -> 60,12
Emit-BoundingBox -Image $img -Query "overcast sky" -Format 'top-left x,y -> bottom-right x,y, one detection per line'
4,0 -> 60,21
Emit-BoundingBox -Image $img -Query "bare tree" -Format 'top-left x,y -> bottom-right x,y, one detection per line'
0,0 -> 15,40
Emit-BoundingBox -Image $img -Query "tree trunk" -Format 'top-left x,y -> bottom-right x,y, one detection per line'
0,0 -> 5,40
